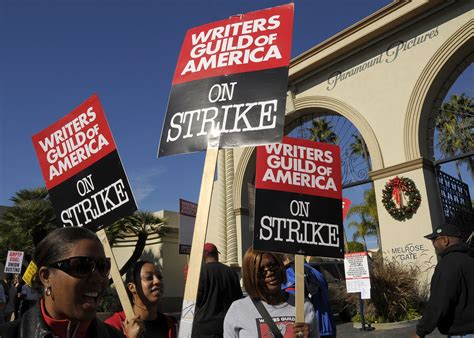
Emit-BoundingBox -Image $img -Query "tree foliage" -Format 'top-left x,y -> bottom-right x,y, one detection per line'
0,187 -> 59,260
0,187 -> 167,278
307,117 -> 338,144
347,188 -> 380,250
105,211 -> 167,279
436,93 -> 474,180
347,241 -> 365,253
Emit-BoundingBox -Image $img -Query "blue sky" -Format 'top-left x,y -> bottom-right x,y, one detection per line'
1,0 -> 393,212
1,1 -> 472,251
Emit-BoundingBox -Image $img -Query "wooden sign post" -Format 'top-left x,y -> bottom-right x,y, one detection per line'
295,254 -> 305,323
32,94 -> 138,321
179,147 -> 219,337
97,229 -> 134,319
156,4 -> 294,336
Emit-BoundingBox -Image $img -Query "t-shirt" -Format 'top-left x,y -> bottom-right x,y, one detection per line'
223,295 -> 319,338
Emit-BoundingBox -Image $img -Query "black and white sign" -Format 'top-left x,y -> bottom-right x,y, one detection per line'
4,251 -> 24,274
158,4 -> 294,157
253,136 -> 343,258
32,95 -> 137,231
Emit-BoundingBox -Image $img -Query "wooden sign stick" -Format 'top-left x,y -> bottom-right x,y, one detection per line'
295,254 -> 305,323
179,147 -> 219,338
97,228 -> 134,319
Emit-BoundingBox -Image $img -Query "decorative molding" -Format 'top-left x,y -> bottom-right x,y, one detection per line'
233,146 -> 255,211
285,90 -> 296,114
404,19 -> 474,160
290,95 -> 384,170
217,149 -> 227,261
225,149 -> 238,265
289,0 -> 447,83
369,157 -> 435,181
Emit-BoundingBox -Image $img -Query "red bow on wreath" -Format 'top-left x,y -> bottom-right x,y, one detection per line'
382,176 -> 421,221
391,176 -> 403,207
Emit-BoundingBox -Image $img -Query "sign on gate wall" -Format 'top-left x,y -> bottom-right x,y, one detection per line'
344,251 -> 371,299
253,136 -> 343,257
4,251 -> 24,274
179,199 -> 197,254
158,4 -> 294,157
32,94 -> 137,231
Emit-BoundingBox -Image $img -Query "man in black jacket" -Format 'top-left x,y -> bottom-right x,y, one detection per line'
414,223 -> 474,338
192,243 -> 243,338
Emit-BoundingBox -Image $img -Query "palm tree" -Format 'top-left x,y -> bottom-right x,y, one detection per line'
0,187 -> 58,259
307,117 -> 338,144
0,187 -> 167,278
436,93 -> 474,181
105,211 -> 167,278
350,134 -> 370,168
347,215 -> 377,251
347,188 -> 380,249
347,241 -> 365,253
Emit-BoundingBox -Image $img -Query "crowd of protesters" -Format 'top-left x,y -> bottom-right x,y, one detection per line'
0,222 -> 473,337
0,273 -> 40,324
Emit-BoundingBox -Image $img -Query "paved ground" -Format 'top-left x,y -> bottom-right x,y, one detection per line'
336,321 -> 444,337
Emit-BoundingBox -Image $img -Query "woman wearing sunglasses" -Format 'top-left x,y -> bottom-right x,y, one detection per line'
105,260 -> 177,338
224,247 -> 319,338
0,226 -> 139,338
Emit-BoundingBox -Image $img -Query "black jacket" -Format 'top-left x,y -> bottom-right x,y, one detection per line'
416,243 -> 474,337
192,261 -> 243,336
0,302 -> 125,338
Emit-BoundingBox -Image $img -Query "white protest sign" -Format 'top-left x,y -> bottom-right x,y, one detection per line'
4,251 -> 24,274
344,251 -> 371,299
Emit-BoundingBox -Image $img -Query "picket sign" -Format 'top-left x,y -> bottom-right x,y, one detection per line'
96,228 -> 134,320
295,254 -> 305,323
179,147 -> 219,338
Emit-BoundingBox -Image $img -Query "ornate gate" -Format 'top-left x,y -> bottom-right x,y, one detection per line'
436,167 -> 474,242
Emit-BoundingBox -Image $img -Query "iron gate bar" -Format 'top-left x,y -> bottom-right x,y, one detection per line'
433,150 -> 474,166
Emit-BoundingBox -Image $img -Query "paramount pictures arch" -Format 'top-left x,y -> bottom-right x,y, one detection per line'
203,0 -> 473,281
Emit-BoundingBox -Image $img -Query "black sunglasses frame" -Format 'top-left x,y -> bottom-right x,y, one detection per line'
257,263 -> 280,278
49,256 -> 111,279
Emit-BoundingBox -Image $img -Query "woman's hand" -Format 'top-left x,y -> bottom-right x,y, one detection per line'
122,314 -> 144,338
293,322 -> 310,338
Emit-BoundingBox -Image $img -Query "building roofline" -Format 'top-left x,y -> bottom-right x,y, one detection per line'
289,0 -> 449,84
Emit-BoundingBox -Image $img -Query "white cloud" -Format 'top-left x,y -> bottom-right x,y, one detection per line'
129,166 -> 165,203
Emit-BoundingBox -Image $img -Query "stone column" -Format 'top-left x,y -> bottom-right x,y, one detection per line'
216,149 -> 227,262
370,158 -> 444,283
225,149 -> 238,266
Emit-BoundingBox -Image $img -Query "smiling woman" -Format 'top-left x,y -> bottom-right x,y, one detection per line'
0,226 -> 135,338
224,247 -> 319,338
104,261 -> 177,338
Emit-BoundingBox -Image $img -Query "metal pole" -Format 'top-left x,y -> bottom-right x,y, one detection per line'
359,292 -> 365,330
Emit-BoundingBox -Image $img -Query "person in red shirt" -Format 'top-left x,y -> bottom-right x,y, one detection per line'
105,261 -> 177,338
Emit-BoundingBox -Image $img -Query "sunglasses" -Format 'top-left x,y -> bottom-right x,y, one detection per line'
258,263 -> 279,278
49,256 -> 111,279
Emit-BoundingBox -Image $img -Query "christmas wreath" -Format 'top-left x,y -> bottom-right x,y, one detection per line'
382,176 -> 421,221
